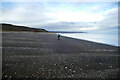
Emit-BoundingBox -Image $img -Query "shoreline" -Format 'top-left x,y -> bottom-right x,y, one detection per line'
61,35 -> 118,47
60,33 -> 118,47
2,31 -> 118,47
2,32 -> 118,78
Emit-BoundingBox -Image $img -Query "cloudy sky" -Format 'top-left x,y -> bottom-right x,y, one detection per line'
0,2 -> 118,33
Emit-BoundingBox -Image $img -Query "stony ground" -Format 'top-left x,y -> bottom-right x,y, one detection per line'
2,32 -> 119,79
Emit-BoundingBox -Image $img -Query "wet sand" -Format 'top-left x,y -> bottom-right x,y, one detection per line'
2,32 -> 119,79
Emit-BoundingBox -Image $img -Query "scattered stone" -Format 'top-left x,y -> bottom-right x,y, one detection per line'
5,75 -> 7,78
80,69 -> 82,71
73,71 -> 75,73
110,66 -> 113,68
65,66 -> 67,69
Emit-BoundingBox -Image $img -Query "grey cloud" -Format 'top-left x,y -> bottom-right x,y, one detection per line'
1,3 -> 52,26
96,8 -> 118,31
38,22 -> 93,31
1,2 -> 118,33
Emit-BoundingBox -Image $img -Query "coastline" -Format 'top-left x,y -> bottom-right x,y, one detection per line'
61,35 -> 118,48
2,31 -> 118,47
2,32 -> 118,79
60,33 -> 118,47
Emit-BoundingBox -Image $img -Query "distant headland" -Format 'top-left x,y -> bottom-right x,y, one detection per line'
1,23 -> 48,32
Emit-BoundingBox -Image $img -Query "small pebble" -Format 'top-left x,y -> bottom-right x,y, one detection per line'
65,66 -> 67,69
110,66 -> 113,68
5,75 -> 7,78
80,69 -> 82,71
73,71 -> 75,73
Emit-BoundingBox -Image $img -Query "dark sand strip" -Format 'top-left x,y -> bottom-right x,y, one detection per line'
2,32 -> 119,79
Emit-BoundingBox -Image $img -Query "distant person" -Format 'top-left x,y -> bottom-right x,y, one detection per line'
57,34 -> 61,40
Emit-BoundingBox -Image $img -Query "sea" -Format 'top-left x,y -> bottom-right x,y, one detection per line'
60,33 -> 119,47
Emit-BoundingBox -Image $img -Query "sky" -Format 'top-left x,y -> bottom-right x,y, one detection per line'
0,2 -> 118,33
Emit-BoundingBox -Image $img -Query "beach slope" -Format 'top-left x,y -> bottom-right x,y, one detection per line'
2,32 -> 118,79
